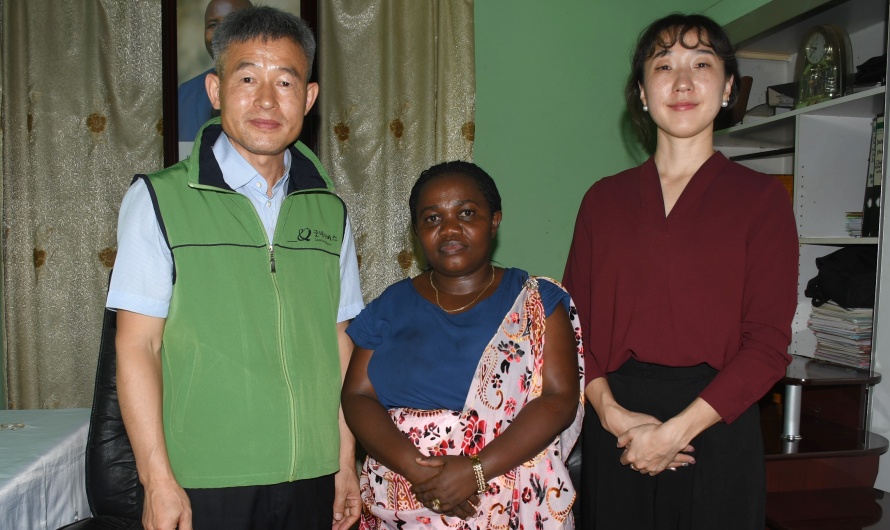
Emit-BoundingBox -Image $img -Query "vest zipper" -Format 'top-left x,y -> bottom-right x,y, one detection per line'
265,209 -> 296,479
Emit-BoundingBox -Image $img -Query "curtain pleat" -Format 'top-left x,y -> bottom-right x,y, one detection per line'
320,0 -> 475,301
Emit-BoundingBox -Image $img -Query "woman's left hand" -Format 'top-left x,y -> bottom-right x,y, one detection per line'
616,397 -> 721,476
617,422 -> 696,476
411,455 -> 480,519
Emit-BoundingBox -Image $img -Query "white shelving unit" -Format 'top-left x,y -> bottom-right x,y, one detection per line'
717,0 -> 890,495
716,0 -> 889,361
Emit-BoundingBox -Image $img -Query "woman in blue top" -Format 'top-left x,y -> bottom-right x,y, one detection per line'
342,161 -> 584,529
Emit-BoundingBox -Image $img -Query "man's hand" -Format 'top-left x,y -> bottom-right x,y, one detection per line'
334,320 -> 361,529
332,464 -> 361,529
116,310 -> 188,529
142,478 -> 192,530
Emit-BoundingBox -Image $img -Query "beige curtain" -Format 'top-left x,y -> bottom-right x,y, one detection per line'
2,1 -> 164,409
0,0 -> 5,406
320,0 -> 475,301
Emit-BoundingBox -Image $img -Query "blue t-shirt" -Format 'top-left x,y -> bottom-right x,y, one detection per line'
346,268 -> 570,411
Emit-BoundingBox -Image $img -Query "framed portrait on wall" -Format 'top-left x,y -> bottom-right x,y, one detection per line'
161,0 -> 318,166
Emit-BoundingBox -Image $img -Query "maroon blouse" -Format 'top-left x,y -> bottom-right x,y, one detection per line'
563,152 -> 798,424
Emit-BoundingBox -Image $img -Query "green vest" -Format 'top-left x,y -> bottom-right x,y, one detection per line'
143,122 -> 344,488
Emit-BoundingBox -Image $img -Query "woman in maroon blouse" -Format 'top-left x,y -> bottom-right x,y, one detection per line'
563,14 -> 798,529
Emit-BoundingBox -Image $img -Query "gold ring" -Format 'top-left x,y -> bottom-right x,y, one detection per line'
432,498 -> 441,512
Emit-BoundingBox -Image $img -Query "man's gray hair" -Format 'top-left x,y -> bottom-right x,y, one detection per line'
212,6 -> 316,79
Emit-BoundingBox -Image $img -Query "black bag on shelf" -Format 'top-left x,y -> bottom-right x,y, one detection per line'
804,246 -> 878,309
855,54 -> 886,86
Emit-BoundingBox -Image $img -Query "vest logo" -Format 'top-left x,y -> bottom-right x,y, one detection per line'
296,227 -> 339,246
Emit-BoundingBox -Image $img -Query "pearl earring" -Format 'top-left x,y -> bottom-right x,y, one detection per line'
721,100 -> 728,108
642,105 -> 649,112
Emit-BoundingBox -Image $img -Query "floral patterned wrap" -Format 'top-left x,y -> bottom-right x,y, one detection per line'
359,277 -> 585,529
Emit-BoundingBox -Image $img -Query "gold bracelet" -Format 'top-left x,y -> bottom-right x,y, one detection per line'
469,454 -> 488,495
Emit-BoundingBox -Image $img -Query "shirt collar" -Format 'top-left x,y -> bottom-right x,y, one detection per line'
211,131 -> 291,191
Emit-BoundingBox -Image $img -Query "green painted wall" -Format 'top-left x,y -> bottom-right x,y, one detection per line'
474,0 -> 767,279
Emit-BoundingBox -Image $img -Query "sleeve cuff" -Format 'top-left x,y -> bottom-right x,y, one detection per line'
337,302 -> 364,323
106,290 -> 169,319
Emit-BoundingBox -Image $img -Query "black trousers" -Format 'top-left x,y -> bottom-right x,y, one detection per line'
579,359 -> 765,530
185,474 -> 335,530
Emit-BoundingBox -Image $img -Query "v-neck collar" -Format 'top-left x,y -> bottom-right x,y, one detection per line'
638,151 -> 729,222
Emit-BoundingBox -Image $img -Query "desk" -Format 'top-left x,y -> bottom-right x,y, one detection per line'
0,409 -> 91,529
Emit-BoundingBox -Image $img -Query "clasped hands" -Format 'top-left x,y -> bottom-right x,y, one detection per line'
410,455 -> 481,520
607,408 -> 696,476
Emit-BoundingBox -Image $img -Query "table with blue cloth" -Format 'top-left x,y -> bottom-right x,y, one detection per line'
0,408 -> 91,529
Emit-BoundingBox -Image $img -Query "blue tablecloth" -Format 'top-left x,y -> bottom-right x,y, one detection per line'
0,409 -> 91,529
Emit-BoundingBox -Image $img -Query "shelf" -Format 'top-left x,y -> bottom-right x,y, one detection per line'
761,407 -> 888,460
798,86 -> 886,118
714,115 -> 794,149
725,0 -> 888,54
714,86 -> 886,149
799,237 -> 878,245
729,147 -> 794,162
766,488 -> 890,530
782,355 -> 881,387
764,422 -> 888,460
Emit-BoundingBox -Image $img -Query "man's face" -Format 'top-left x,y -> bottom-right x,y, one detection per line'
206,37 -> 319,167
204,0 -> 251,58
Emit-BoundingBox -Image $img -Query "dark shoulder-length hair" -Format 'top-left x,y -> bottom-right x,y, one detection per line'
625,13 -> 741,146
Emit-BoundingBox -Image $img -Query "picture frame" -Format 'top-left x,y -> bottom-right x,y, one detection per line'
161,0 -> 319,166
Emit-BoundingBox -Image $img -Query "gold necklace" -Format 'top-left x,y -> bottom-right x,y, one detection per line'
429,265 -> 496,313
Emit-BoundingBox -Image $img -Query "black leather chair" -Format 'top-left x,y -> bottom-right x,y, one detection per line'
58,308 -> 143,529
567,433 -> 582,523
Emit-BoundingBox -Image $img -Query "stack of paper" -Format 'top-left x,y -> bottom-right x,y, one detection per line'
846,211 -> 863,237
808,302 -> 873,368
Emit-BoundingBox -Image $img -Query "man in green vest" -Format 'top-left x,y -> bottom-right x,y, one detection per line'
108,6 -> 363,529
